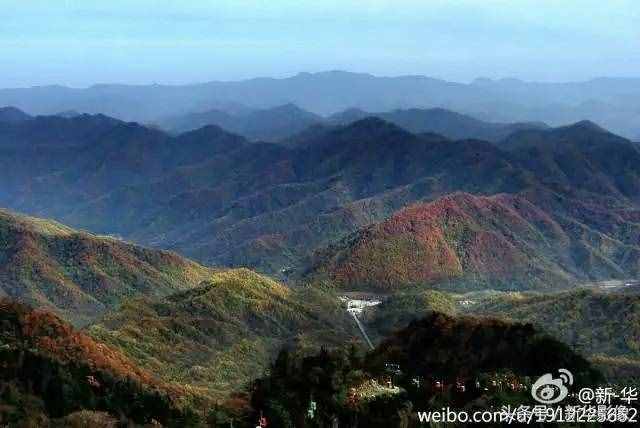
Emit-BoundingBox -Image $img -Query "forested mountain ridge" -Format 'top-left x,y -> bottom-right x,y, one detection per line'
2,71 -> 638,138
88,268 -> 360,400
304,191 -> 640,292
0,300 -> 193,425
161,104 -> 547,143
0,208 -> 212,325
1,111 -> 640,291
251,311 -> 602,427
0,109 -> 638,425
162,103 -> 324,141
471,288 -> 640,359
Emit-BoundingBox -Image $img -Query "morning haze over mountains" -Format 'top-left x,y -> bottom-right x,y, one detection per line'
2,0 -> 640,425
2,71 -> 639,140
2,66 -> 640,425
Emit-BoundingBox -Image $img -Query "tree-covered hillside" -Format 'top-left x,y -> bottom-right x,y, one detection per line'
306,192 -> 640,292
0,209 -> 212,325
251,312 -> 601,428
88,269 -> 361,400
471,288 -> 640,359
0,300 -> 196,426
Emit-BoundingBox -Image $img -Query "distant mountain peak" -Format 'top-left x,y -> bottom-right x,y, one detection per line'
328,107 -> 548,142
175,123 -> 248,152
179,123 -> 233,137
0,106 -> 31,123
295,70 -> 374,79
471,77 -> 525,86
269,102 -> 309,114
563,120 -> 607,133
341,107 -> 368,115
327,107 -> 369,125
518,119 -> 620,143
471,77 -> 494,85
326,116 -> 416,145
55,109 -> 82,118
348,116 -> 390,126
0,106 -> 27,114
498,77 -> 525,85
342,116 -> 408,134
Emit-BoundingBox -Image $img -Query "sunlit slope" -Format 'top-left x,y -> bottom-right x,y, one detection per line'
0,209 -> 212,325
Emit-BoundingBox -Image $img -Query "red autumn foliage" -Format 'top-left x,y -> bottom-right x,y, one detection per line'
318,192 -> 579,290
0,299 -> 183,398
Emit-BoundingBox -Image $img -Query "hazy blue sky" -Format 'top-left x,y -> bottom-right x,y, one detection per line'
1,0 -> 638,87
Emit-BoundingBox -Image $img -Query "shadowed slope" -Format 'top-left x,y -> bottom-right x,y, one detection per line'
328,107 -> 548,142
471,288 -> 640,359
163,103 -> 323,141
500,121 -> 640,199
370,312 -> 601,384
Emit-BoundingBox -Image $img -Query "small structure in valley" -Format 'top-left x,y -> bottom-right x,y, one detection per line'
339,296 -> 382,315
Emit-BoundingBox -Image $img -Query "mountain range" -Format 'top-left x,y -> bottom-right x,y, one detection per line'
160,104 -> 547,143
0,209 -> 360,404
161,103 -> 324,141
2,71 -> 639,138
1,97 -> 639,424
2,109 -> 640,292
326,107 -> 549,142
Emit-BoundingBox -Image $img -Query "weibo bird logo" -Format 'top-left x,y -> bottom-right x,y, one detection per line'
531,369 -> 573,404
